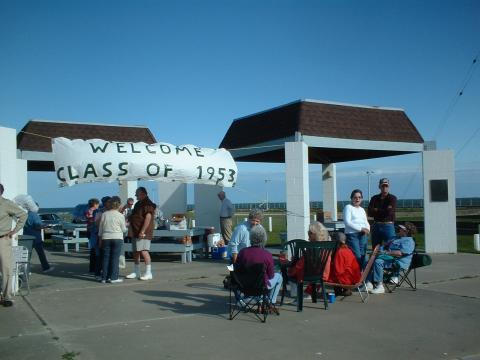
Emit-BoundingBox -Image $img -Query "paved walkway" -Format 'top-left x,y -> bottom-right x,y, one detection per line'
1,249 -> 480,360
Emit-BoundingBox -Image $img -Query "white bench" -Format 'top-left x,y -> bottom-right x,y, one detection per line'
51,235 -> 89,253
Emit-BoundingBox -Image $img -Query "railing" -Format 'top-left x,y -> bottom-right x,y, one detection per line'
185,197 -> 480,211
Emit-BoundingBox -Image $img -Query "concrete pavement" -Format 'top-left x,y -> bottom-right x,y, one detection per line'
1,249 -> 480,360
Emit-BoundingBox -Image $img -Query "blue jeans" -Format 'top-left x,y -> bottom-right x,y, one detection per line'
346,232 -> 367,269
371,223 -> 395,249
33,241 -> 50,271
267,273 -> 283,304
102,239 -> 123,281
370,256 -> 396,284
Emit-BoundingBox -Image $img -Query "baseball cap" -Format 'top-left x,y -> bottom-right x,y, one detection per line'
379,178 -> 389,186
395,224 -> 407,232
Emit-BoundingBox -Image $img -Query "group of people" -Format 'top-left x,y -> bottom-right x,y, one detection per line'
223,177 -> 417,305
85,187 -> 157,283
0,177 -> 416,308
343,177 -> 415,294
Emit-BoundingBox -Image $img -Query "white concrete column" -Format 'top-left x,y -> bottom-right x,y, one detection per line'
0,127 -> 27,198
322,163 -> 337,221
157,182 -> 187,218
285,142 -> 310,241
422,150 -> 457,253
118,180 -> 137,204
15,159 -> 28,196
194,184 -> 222,231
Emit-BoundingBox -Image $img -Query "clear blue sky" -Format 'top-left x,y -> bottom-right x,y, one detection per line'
1,0 -> 479,207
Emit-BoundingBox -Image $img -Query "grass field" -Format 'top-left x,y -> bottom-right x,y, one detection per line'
227,210 -> 480,253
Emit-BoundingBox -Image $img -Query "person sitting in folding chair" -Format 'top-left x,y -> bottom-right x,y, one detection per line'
235,225 -> 283,306
368,222 -> 416,295
287,221 -> 331,300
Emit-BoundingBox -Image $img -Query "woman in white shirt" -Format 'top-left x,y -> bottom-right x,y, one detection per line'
343,189 -> 370,269
99,196 -> 127,283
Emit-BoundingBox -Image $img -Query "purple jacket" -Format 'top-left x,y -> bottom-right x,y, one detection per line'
236,246 -> 274,286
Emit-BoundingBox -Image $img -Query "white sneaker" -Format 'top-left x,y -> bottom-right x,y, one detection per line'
139,273 -> 153,281
370,284 -> 385,294
389,276 -> 399,285
126,272 -> 140,279
110,278 -> 124,284
360,282 -> 373,292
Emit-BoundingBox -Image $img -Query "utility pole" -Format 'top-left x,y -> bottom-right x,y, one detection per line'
264,179 -> 271,211
366,170 -> 374,201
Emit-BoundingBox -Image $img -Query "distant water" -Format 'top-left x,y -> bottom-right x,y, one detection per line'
40,207 -> 74,214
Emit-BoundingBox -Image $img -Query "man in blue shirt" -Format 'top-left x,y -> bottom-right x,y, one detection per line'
368,223 -> 416,294
23,203 -> 54,272
228,208 -> 264,263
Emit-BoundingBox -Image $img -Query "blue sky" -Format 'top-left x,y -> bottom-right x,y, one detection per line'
0,0 -> 479,207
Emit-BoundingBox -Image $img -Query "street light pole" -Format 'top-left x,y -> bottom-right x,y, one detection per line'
366,171 -> 374,201
264,179 -> 271,211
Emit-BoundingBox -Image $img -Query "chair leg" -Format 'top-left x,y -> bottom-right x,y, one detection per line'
229,288 -> 234,320
280,276 -> 287,306
413,268 -> 417,290
320,281 -> 328,310
358,282 -> 369,303
297,281 -> 303,312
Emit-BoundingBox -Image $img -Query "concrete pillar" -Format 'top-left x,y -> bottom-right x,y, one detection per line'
285,142 -> 310,241
322,163 -> 337,222
194,184 -> 222,231
15,159 -> 28,196
157,182 -> 187,218
0,126 -> 27,198
422,150 -> 457,253
118,180 -> 137,204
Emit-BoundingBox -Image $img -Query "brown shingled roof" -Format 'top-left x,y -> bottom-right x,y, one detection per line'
219,100 -> 424,164
17,120 -> 157,171
17,120 -> 157,152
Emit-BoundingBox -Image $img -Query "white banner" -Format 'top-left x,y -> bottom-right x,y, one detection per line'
52,137 -> 237,187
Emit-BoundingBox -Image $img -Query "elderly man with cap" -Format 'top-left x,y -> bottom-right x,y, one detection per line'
217,191 -> 234,244
367,222 -> 416,294
368,178 -> 397,249
0,183 -> 27,307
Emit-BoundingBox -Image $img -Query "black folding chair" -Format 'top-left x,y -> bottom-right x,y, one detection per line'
228,263 -> 279,322
384,251 -> 432,292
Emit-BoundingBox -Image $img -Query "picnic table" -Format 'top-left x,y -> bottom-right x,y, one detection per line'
51,225 -> 88,253
123,228 -> 207,264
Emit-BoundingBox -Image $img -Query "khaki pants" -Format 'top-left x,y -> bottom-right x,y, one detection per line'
0,235 -> 13,300
220,218 -> 233,244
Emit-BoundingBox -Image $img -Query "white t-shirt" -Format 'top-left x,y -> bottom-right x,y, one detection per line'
343,204 -> 370,234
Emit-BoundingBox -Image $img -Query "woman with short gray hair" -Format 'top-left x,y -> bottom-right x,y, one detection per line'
235,225 -> 283,304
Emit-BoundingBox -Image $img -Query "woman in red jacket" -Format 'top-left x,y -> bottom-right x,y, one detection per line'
329,232 -> 361,296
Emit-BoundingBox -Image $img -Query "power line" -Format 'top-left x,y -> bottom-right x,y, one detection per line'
432,50 -> 479,141
455,126 -> 480,158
